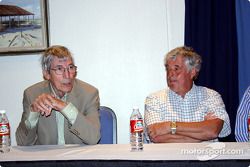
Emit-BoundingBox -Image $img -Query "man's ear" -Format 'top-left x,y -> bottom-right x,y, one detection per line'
43,70 -> 50,80
191,68 -> 198,80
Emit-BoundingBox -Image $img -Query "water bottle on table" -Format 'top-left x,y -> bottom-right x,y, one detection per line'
130,107 -> 143,151
0,110 -> 11,153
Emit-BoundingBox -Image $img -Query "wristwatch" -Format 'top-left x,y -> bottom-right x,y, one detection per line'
170,121 -> 177,134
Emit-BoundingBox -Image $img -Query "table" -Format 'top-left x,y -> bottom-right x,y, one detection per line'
0,142 -> 250,167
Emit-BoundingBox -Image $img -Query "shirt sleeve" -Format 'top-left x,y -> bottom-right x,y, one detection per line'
235,87 -> 250,142
144,92 -> 166,143
207,91 -> 231,138
25,107 -> 39,129
61,102 -> 78,125
144,95 -> 162,126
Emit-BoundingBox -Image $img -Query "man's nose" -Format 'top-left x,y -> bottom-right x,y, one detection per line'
63,68 -> 70,78
168,70 -> 175,78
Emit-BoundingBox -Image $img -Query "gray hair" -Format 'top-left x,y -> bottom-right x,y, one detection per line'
41,45 -> 74,71
164,46 -> 202,73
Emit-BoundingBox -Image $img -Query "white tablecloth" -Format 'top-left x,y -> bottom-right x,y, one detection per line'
1,142 -> 250,162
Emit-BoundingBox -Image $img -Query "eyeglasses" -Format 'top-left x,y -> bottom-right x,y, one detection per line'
50,65 -> 77,75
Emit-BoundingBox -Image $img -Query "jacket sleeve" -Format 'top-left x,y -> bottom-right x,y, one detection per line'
68,89 -> 101,144
15,90 -> 39,146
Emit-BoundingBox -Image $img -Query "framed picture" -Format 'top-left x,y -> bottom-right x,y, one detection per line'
0,0 -> 49,54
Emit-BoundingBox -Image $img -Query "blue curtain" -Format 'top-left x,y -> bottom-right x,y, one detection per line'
185,0 -> 239,141
236,0 -> 250,100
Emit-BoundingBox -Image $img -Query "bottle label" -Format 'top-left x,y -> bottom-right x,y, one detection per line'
248,118 -> 250,132
0,123 -> 10,136
130,120 -> 143,133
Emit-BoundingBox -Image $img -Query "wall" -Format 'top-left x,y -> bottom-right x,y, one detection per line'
0,0 -> 184,145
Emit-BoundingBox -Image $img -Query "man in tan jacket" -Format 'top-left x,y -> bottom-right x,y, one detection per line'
16,45 -> 100,145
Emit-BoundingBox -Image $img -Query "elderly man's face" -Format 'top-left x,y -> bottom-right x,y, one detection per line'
166,55 -> 196,97
44,57 -> 76,97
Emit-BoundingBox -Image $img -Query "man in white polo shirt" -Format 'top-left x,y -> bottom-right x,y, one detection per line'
145,46 -> 231,143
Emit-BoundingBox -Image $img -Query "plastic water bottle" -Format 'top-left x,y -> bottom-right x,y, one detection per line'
130,107 -> 143,151
0,110 -> 11,153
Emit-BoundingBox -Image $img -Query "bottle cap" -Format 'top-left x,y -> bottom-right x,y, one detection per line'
133,106 -> 139,110
0,110 -> 6,114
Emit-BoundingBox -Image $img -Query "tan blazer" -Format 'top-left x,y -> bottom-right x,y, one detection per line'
16,79 -> 100,145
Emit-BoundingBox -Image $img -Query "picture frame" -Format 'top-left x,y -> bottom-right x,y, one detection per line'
0,0 -> 49,54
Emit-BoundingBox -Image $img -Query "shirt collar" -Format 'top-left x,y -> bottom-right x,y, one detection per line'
169,82 -> 197,99
184,83 -> 197,98
49,83 -> 68,100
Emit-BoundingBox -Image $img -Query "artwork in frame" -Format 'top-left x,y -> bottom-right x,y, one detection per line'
0,0 -> 49,54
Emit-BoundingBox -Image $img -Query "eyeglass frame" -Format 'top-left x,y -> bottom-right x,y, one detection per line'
50,64 -> 77,75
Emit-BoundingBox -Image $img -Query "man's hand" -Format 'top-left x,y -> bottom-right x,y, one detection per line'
147,122 -> 170,140
30,93 -> 67,117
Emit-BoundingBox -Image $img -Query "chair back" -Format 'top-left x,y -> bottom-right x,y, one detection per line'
99,106 -> 117,144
